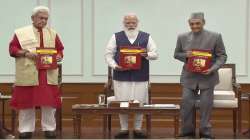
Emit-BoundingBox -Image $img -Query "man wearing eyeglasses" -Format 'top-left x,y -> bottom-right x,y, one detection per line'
174,12 -> 227,139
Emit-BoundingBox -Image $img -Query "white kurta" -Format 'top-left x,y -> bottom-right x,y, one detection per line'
105,30 -> 158,130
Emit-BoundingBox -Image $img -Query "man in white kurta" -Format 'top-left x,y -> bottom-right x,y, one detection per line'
105,13 -> 158,139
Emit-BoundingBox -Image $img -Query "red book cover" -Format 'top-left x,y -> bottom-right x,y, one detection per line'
119,46 -> 145,70
187,49 -> 212,73
36,48 -> 58,70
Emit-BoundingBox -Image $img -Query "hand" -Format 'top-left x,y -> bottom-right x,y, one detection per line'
202,68 -> 213,75
17,49 -> 29,57
56,54 -> 63,62
115,65 -> 130,71
21,49 -> 29,55
25,52 -> 37,60
186,51 -> 192,58
140,48 -> 147,57
140,52 -> 148,58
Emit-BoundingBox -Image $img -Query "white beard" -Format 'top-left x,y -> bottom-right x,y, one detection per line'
124,28 -> 139,39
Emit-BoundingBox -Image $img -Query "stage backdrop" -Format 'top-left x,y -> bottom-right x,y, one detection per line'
0,0 -> 250,83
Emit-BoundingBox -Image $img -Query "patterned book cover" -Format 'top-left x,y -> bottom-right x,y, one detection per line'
119,46 -> 145,70
36,48 -> 58,70
187,49 -> 212,73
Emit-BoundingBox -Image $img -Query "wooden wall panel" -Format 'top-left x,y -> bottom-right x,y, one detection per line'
0,83 -> 250,128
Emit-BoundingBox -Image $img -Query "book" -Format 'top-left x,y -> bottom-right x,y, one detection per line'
36,48 -> 58,70
119,46 -> 145,70
187,49 -> 212,73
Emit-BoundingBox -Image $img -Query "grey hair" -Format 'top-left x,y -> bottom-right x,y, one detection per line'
32,6 -> 49,16
123,13 -> 138,20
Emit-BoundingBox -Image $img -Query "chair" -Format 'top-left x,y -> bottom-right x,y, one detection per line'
103,66 -> 152,137
11,62 -> 63,138
0,92 -> 15,138
194,63 -> 241,136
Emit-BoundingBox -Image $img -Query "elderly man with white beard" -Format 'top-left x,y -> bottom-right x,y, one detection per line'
105,13 -> 158,139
